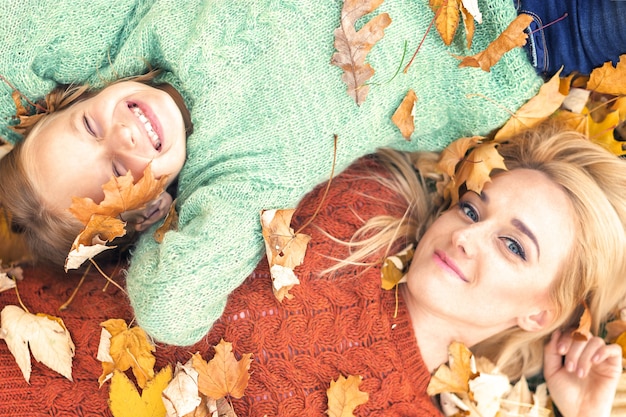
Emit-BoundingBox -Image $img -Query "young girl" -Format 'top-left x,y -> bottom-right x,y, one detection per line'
0,0 -> 543,346
195,126 -> 625,416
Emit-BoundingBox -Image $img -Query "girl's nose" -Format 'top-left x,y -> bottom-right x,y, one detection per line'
107,123 -> 135,149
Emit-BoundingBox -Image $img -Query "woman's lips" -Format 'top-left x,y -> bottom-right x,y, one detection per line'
433,250 -> 469,282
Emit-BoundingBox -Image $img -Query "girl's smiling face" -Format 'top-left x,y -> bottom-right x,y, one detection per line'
22,81 -> 188,210
406,168 -> 576,337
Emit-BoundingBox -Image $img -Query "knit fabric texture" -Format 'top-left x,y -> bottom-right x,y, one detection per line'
0,156 -> 439,416
0,0 -> 542,345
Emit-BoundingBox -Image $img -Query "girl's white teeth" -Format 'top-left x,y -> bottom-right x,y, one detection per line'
129,104 -> 161,151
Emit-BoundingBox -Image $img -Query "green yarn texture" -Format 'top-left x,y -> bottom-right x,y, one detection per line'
0,0 -> 542,345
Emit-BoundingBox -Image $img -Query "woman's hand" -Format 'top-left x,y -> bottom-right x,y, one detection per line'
543,330 -> 622,417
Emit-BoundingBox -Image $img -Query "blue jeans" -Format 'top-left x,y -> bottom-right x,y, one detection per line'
516,0 -> 626,77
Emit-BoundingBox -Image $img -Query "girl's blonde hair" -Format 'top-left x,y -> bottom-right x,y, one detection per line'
0,71 -> 161,266
345,126 -> 626,380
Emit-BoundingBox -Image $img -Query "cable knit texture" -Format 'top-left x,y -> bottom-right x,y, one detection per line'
0,156 -> 439,416
0,0 -> 542,345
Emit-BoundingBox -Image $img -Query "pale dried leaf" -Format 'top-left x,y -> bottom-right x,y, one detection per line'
0,305 -> 75,382
162,359 -> 202,417
65,242 -> 114,271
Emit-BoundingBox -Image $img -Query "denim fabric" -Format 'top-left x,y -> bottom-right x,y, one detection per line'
516,0 -> 626,77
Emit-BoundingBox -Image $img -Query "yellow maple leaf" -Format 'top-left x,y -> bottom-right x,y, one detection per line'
587,54 -> 626,96
495,69 -> 566,141
327,374 -> 369,417
458,142 -> 507,194
261,209 -> 311,302
391,89 -> 418,140
109,366 -> 172,417
381,244 -> 414,290
192,339 -> 252,400
99,319 -> 156,389
459,13 -> 533,72
437,136 -> 482,178
330,0 -> 392,106
427,341 -> 476,396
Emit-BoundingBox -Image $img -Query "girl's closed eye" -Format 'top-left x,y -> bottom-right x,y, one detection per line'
112,161 -> 127,177
83,114 -> 96,137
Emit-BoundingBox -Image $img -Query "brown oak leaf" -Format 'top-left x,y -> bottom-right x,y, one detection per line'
458,13 -> 533,72
331,0 -> 392,106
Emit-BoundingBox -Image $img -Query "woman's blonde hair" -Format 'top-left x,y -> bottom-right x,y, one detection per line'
345,125 -> 626,380
0,71 -> 161,266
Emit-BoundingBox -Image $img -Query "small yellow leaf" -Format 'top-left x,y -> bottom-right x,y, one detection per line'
381,244 -> 414,290
154,200 -> 178,243
457,142 -> 507,195
391,89 -> 418,140
427,341 -> 476,396
100,319 -> 156,389
327,374 -> 369,417
193,339 -> 252,400
109,366 -> 172,417
572,304 -> 593,341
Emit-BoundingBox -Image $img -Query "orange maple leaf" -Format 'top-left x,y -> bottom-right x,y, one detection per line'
69,165 -> 168,225
587,54 -> 626,96
331,0 -> 392,106
391,89 -> 418,140
458,13 -> 533,72
192,339 -> 252,400
327,374 -> 369,417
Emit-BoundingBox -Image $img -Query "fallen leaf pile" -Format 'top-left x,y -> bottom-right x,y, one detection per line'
428,341 -> 551,417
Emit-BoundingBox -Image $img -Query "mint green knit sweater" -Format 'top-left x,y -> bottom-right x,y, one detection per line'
0,0 -> 541,345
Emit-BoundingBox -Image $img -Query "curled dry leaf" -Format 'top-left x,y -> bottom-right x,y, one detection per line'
0,305 -> 75,383
381,244 -> 414,290
458,13 -> 533,72
99,318 -> 156,389
109,366 -> 172,417
331,0 -> 391,106
391,89 -> 418,140
260,209 -> 311,302
192,339 -> 252,400
572,304 -> 593,341
162,359 -> 202,417
327,374 -> 369,417
154,200 -> 179,243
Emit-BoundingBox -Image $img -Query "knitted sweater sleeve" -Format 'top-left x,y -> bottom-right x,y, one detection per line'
0,0 -> 542,345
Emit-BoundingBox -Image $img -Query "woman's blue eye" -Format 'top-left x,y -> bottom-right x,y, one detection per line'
83,115 -> 95,136
503,237 -> 526,260
459,201 -> 478,222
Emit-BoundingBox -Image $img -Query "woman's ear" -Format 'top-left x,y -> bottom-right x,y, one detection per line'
517,309 -> 555,332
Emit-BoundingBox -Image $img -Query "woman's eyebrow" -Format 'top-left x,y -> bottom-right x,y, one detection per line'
512,218 -> 540,259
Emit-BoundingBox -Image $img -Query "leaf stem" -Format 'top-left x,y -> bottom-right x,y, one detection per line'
90,259 -> 127,295
403,0 -> 447,74
59,264 -> 91,311
12,275 -> 29,313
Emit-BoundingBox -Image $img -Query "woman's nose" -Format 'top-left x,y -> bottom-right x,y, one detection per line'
452,224 -> 479,257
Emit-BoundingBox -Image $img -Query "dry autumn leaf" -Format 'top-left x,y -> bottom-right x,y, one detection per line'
162,359 -> 202,417
260,209 -> 311,302
437,136 -> 481,178
99,318 -> 156,389
587,54 -> 626,96
381,244 -> 414,290
391,89 -> 418,140
572,304 -> 593,341
109,366 -> 172,417
457,142 -> 507,194
331,0 -> 391,106
430,0 -> 461,46
192,339 -> 252,400
459,2 -> 476,49
458,13 -> 533,72
327,374 -> 369,417
427,341 -> 476,396
0,305 -> 75,383
495,70 -> 566,141
154,199 -> 179,243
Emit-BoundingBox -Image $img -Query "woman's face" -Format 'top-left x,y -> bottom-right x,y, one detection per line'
406,168 -> 576,335
22,81 -> 188,210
